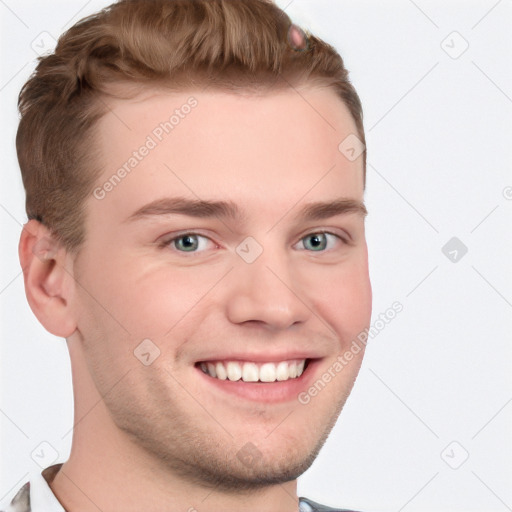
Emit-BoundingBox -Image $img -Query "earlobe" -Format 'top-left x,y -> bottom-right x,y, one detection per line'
19,219 -> 77,338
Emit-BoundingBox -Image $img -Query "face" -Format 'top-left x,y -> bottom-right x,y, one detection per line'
70,86 -> 372,490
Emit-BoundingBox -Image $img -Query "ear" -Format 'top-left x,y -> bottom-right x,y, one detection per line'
19,219 -> 77,338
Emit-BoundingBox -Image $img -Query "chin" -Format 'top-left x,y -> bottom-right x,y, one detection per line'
182,444 -> 321,492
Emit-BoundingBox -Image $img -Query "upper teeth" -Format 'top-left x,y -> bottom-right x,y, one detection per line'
199,360 -> 306,383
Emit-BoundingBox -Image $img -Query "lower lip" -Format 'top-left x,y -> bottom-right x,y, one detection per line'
195,359 -> 322,403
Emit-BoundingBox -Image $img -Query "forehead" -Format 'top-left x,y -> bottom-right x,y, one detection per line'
90,86 -> 364,224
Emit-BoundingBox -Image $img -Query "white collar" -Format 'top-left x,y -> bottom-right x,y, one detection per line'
31,465 -> 66,512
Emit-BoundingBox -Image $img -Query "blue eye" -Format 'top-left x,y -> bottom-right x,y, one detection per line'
299,232 -> 342,252
169,233 -> 211,252
160,231 -> 346,254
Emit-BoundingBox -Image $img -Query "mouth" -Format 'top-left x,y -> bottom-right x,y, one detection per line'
196,358 -> 310,383
194,358 -> 318,403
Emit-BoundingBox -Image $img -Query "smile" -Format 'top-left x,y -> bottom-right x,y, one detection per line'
197,359 -> 309,383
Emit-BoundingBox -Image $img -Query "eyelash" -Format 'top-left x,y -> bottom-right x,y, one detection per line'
158,230 -> 350,255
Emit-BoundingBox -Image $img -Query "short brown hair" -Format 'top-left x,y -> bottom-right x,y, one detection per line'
17,0 -> 366,254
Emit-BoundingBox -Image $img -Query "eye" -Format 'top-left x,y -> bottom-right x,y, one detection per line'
161,233 -> 214,253
296,231 -> 346,252
159,230 -> 348,255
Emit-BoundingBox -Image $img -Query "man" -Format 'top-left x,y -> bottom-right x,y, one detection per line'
3,0 -> 371,510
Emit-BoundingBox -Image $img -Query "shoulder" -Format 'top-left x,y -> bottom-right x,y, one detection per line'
299,496 -> 362,512
0,481 -> 31,512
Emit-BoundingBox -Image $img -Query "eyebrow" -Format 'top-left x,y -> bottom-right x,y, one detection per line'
124,196 -> 367,224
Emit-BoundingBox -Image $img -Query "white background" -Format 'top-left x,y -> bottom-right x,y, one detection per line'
1,1 -> 511,511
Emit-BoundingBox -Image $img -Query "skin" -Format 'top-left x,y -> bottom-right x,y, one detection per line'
19,86 -> 372,512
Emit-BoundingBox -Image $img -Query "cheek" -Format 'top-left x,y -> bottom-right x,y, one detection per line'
306,258 -> 372,340
91,255 -> 226,338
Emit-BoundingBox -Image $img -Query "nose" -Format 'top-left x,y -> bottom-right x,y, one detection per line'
224,247 -> 312,331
